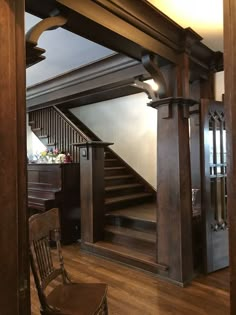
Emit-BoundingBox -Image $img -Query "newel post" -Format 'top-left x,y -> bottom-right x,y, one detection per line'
78,141 -> 112,244
151,97 -> 196,285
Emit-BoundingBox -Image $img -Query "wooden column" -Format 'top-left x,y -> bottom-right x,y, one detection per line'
152,97 -> 195,285
78,142 -> 112,244
224,1 -> 236,313
0,1 -> 29,314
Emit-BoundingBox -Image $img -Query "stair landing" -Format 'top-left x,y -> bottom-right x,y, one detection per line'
106,202 -> 156,222
81,202 -> 165,274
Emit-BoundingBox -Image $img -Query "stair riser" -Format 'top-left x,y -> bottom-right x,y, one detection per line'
104,231 -> 155,255
28,199 -> 55,210
104,160 -> 121,167
104,168 -> 127,176
104,152 -> 115,159
105,186 -> 144,198
28,190 -> 55,199
105,215 -> 156,233
28,182 -> 53,190
105,177 -> 136,186
81,242 -> 161,274
105,195 -> 154,211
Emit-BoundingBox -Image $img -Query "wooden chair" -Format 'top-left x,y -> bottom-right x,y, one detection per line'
29,208 -> 108,315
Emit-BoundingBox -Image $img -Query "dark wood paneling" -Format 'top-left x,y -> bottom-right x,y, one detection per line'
200,99 -> 228,273
152,98 -> 195,285
26,0 -> 222,73
0,1 -> 30,313
223,1 -> 236,313
79,142 -> 110,243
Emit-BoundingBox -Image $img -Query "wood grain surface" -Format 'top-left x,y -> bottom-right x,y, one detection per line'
31,244 -> 229,315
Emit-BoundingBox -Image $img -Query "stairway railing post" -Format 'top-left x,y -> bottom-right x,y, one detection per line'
78,141 -> 113,244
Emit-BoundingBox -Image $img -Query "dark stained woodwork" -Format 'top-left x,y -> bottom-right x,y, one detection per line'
25,0 -> 222,75
223,1 -> 236,313
151,97 -> 196,285
28,163 -> 81,244
0,1 -> 30,314
0,0 -> 230,312
200,99 -> 228,273
28,106 -> 89,163
78,142 -> 112,243
31,244 -> 230,315
189,106 -> 203,270
26,54 -> 147,109
26,41 -> 46,68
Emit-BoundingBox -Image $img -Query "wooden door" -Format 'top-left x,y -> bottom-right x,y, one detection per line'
201,99 -> 229,273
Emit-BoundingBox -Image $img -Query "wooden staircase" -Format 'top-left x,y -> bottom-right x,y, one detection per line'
28,106 -> 164,274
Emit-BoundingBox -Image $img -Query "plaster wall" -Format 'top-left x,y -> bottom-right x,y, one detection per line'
70,93 -> 157,189
26,114 -> 46,159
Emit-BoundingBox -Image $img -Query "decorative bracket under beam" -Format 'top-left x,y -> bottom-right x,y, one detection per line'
132,78 -> 158,102
141,53 -> 170,99
26,15 -> 68,45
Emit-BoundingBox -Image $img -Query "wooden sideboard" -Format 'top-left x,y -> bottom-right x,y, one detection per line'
28,163 -> 80,244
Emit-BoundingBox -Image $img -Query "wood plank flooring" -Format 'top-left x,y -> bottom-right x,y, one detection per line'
31,244 -> 229,315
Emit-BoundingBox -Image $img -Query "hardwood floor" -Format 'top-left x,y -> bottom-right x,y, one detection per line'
31,244 -> 229,315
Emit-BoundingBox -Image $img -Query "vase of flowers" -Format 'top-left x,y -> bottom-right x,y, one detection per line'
38,148 -> 71,164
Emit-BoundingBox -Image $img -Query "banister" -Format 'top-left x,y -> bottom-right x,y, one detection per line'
52,106 -> 90,142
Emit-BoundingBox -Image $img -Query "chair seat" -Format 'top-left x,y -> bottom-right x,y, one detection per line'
47,282 -> 107,315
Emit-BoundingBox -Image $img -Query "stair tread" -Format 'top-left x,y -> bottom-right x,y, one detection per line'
105,225 -> 155,242
28,187 -> 59,193
106,203 -> 156,222
47,142 -> 56,146
31,127 -> 41,131
28,196 -> 53,201
105,192 -> 152,205
88,240 -> 156,264
105,175 -> 134,180
105,159 -> 118,162
38,135 -> 48,138
104,166 -> 126,170
105,183 -> 143,191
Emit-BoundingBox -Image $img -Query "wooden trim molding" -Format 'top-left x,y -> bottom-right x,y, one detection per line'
26,0 -> 223,72
0,0 -> 29,313
223,0 -> 236,313
26,53 -> 148,109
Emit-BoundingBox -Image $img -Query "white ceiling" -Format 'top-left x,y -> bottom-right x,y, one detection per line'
148,0 -> 223,51
26,1 -> 223,87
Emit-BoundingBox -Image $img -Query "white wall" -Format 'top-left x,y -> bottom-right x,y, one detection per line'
215,71 -> 224,101
26,114 -> 46,159
71,93 -> 157,188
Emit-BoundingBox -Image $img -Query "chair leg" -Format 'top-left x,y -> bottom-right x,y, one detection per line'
104,298 -> 109,315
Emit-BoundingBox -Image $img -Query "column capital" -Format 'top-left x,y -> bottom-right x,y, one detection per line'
150,97 -> 198,119
150,97 -> 197,109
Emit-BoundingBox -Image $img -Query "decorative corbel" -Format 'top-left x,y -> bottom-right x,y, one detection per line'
26,15 -> 68,45
26,15 -> 68,68
141,53 -> 170,99
132,78 -> 158,101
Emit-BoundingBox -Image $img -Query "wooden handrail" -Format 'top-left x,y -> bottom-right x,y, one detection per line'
52,106 -> 90,142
